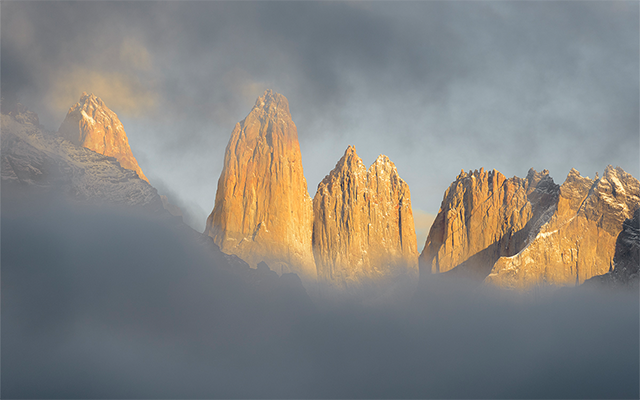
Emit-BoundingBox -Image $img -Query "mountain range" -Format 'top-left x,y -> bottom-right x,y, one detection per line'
2,90 -> 638,295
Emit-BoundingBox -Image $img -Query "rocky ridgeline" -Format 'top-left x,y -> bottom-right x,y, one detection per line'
58,92 -> 149,182
422,166 -> 639,289
5,92 -> 637,293
487,166 -> 639,288
1,105 -> 161,209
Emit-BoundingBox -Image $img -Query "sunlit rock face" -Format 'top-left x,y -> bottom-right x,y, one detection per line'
205,90 -> 316,281
313,146 -> 419,291
487,166 -> 640,289
419,168 -> 558,280
58,92 -> 148,183
421,165 -> 639,290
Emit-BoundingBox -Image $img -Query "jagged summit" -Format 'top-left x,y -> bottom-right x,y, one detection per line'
368,154 -> 406,187
252,89 -> 290,116
313,145 -> 418,291
487,165 -> 639,288
320,145 -> 367,182
420,167 -> 556,278
58,93 -> 148,182
205,90 -> 316,281
421,164 -> 639,289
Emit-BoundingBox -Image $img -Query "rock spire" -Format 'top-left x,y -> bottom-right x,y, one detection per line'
313,145 -> 419,290
58,92 -> 148,182
205,90 -> 316,280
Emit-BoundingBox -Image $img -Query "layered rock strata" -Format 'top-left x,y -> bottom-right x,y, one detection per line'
205,90 -> 316,280
313,146 -> 419,289
58,92 -> 148,182
486,166 -> 640,288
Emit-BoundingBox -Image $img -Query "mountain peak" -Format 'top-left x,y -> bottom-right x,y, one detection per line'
566,167 -> 584,181
370,154 -> 396,172
420,167 -> 553,276
322,146 -> 366,187
77,92 -> 105,108
2,112 -> 160,208
253,89 -> 290,116
342,145 -> 361,160
206,90 -> 316,281
313,146 -> 418,291
487,166 -> 639,288
373,154 -> 391,164
58,93 -> 148,182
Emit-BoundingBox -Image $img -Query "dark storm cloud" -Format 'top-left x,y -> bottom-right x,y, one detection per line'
2,1 -> 638,224
2,196 -> 638,398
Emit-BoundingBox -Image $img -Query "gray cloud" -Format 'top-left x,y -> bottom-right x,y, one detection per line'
2,1 -> 638,234
2,195 -> 638,398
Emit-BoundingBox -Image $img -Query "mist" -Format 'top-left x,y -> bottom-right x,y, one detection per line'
2,192 -> 638,399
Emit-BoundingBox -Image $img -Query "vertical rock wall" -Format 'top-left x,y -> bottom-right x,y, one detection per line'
313,146 -> 418,289
205,90 -> 316,280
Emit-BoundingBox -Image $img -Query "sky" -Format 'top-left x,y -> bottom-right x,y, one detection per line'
2,1 -> 639,240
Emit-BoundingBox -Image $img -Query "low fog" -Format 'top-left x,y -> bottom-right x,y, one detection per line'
2,194 -> 638,399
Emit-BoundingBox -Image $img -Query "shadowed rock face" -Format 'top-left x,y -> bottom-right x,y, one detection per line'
487,166 -> 640,289
585,208 -> 640,288
610,208 -> 640,284
58,92 -> 148,183
313,145 -> 418,291
205,90 -> 316,281
419,168 -> 558,279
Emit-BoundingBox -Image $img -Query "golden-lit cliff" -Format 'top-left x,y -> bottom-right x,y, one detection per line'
313,146 -> 418,290
421,166 -> 639,289
205,90 -> 316,280
58,92 -> 148,183
420,168 -> 558,280
487,166 -> 639,288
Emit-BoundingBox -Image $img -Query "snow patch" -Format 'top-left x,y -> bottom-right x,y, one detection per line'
80,110 -> 95,125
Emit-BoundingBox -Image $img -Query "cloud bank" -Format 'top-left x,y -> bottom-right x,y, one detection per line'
2,193 -> 638,398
